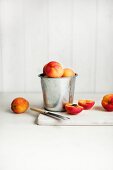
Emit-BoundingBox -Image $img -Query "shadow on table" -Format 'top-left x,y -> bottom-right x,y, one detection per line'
93,106 -> 105,112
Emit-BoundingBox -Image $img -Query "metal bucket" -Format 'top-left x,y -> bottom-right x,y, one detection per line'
39,74 -> 77,112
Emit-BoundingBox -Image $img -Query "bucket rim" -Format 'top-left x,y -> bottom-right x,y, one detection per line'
38,73 -> 78,79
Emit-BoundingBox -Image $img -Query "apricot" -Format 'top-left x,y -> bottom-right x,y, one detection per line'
101,94 -> 113,111
44,61 -> 64,78
62,68 -> 75,77
78,100 -> 95,110
11,97 -> 29,114
65,103 -> 83,115
43,64 -> 47,75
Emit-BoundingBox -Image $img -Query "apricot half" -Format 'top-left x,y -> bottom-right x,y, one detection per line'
43,61 -> 64,78
11,97 -> 29,114
65,103 -> 83,115
78,100 -> 95,110
101,94 -> 113,111
62,68 -> 75,77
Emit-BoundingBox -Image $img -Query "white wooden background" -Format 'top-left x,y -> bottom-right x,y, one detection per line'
0,0 -> 113,92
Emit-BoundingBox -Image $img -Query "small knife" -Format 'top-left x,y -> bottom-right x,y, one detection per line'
30,107 -> 70,120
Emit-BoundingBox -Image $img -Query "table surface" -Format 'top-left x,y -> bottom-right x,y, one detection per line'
0,92 -> 113,170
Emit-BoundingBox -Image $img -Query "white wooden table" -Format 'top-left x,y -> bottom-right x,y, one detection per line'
0,93 -> 113,170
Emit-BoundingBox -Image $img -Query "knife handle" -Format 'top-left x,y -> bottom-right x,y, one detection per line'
30,107 -> 47,114
30,107 -> 70,120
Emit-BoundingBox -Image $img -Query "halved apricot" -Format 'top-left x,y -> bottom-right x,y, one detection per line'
78,100 -> 95,110
65,103 -> 83,115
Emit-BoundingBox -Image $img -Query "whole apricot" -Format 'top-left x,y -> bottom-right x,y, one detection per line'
62,68 -> 75,77
43,64 -> 47,75
11,97 -> 29,114
44,61 -> 64,78
101,94 -> 113,111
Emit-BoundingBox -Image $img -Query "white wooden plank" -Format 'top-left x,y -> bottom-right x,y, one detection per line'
73,0 -> 96,93
1,0 -> 25,92
0,1 -> 3,91
0,4 -> 2,91
0,49 -> 2,92
0,0 -> 113,93
48,0 -> 73,68
24,0 -> 48,92
96,0 -> 113,93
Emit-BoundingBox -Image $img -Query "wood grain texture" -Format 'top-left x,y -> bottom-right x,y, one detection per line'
0,52 -> 2,91
95,0 -> 113,92
48,0 -> 73,68
0,50 -> 2,92
0,0 -> 113,92
0,27 -> 2,91
1,0 -> 25,92
73,0 -> 96,93
0,1 -> 3,91
24,0 -> 48,92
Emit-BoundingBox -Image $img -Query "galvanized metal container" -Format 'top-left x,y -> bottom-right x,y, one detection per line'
39,74 -> 77,112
